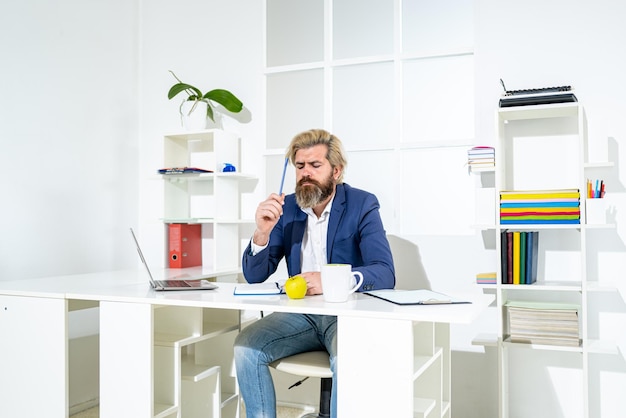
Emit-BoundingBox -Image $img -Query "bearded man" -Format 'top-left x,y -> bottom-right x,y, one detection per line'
234,129 -> 395,418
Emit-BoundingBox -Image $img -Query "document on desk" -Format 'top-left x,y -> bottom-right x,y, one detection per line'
365,289 -> 471,305
234,282 -> 285,295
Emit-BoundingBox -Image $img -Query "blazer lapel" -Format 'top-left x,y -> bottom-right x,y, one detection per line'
289,209 -> 307,275
326,184 -> 346,260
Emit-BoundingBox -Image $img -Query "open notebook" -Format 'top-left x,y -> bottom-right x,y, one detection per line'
365,289 -> 470,305
130,228 -> 218,291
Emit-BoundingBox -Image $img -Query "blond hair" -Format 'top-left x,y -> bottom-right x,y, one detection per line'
286,129 -> 347,183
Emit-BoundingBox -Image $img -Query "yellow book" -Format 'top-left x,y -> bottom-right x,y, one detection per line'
500,189 -> 579,200
513,231 -> 521,285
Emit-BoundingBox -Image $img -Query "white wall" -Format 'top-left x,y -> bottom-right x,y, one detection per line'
137,0 -> 265,261
0,0 -> 139,280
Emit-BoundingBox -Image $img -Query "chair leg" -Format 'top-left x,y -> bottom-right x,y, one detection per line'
317,377 -> 332,418
299,377 -> 332,418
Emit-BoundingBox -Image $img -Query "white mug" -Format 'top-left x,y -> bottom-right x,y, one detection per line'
321,264 -> 364,303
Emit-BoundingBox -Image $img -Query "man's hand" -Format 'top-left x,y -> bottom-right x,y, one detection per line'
252,193 -> 285,246
300,271 -> 323,296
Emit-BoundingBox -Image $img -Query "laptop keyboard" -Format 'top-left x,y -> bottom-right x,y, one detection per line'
156,279 -> 191,287
504,86 -> 572,96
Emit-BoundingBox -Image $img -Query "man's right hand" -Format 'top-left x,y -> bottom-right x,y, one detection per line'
252,193 -> 285,246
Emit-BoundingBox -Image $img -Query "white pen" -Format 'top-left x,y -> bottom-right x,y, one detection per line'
279,157 -> 289,195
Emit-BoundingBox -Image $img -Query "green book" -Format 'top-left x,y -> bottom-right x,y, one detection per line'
519,232 -> 527,285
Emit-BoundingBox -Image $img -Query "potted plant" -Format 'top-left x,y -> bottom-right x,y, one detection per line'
167,70 -> 244,129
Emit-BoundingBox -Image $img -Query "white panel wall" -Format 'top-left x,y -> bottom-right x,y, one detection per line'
0,0 -> 139,280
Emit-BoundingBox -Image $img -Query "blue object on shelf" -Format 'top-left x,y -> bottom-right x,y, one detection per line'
222,163 -> 236,172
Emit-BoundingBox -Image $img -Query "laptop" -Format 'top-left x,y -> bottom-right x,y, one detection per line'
130,228 -> 218,291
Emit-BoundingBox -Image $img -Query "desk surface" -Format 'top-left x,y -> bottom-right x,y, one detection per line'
0,269 -> 493,324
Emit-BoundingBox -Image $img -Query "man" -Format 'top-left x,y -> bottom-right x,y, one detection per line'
234,129 -> 395,418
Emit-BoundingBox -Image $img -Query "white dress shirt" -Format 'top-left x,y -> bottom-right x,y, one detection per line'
299,196 -> 333,272
250,195 -> 335,274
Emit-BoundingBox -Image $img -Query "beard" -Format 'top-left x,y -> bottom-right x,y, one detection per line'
295,173 -> 335,208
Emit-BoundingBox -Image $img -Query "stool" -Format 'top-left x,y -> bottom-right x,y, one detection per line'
270,351 -> 332,418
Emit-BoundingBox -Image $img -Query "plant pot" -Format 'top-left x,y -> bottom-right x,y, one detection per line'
206,111 -> 224,130
181,100 -> 208,131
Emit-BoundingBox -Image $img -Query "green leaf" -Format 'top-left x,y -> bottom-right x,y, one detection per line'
204,89 -> 243,113
168,83 -> 202,100
206,103 -> 215,121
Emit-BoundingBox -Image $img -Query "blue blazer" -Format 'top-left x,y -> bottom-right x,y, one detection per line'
242,183 -> 395,291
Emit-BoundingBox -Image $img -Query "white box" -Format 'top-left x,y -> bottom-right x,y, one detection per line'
585,199 -> 606,225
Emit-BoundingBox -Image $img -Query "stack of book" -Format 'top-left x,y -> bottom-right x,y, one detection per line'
467,146 -> 495,173
476,272 -> 497,285
500,189 -> 580,224
506,300 -> 580,347
500,230 -> 538,285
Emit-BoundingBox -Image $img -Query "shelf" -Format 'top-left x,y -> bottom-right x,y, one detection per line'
503,337 -> 582,352
162,218 -> 255,224
498,102 -> 579,121
470,168 -> 495,174
413,347 -> 442,379
154,403 -> 177,418
586,281 -> 621,292
498,223 -> 581,230
442,401 -> 451,417
181,358 -> 220,382
155,323 -> 239,347
162,172 -> 257,182
500,281 -> 582,291
163,128 -> 228,139
584,161 -> 614,169
221,392 -> 239,408
413,397 -> 436,418
585,339 -> 620,355
471,333 -> 498,347
584,223 -> 616,229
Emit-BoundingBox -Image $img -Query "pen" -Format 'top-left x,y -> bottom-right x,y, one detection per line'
279,157 -> 289,195
600,180 -> 605,198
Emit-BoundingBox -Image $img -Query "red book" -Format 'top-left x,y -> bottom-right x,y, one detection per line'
168,224 -> 202,268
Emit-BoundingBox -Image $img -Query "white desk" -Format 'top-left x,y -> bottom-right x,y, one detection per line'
0,270 -> 492,418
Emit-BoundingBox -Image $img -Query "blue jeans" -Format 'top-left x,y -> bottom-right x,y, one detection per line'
234,312 -> 337,418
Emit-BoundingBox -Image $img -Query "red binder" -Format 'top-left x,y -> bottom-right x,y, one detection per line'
168,224 -> 202,268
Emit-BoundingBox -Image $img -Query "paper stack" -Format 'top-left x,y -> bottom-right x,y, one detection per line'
467,146 -> 495,173
506,300 -> 580,347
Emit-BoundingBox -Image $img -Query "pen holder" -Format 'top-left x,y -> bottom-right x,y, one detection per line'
585,198 -> 606,225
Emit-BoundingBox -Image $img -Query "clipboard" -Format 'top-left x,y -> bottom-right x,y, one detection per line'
365,289 -> 471,306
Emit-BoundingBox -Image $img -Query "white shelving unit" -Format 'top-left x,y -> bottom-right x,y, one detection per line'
338,315 -> 455,418
156,129 -> 255,417
412,322 -> 451,418
474,102 -> 619,418
162,129 -> 256,278
153,305 -> 241,418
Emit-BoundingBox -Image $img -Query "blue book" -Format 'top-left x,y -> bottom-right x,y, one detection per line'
500,202 -> 580,208
524,231 -> 539,284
